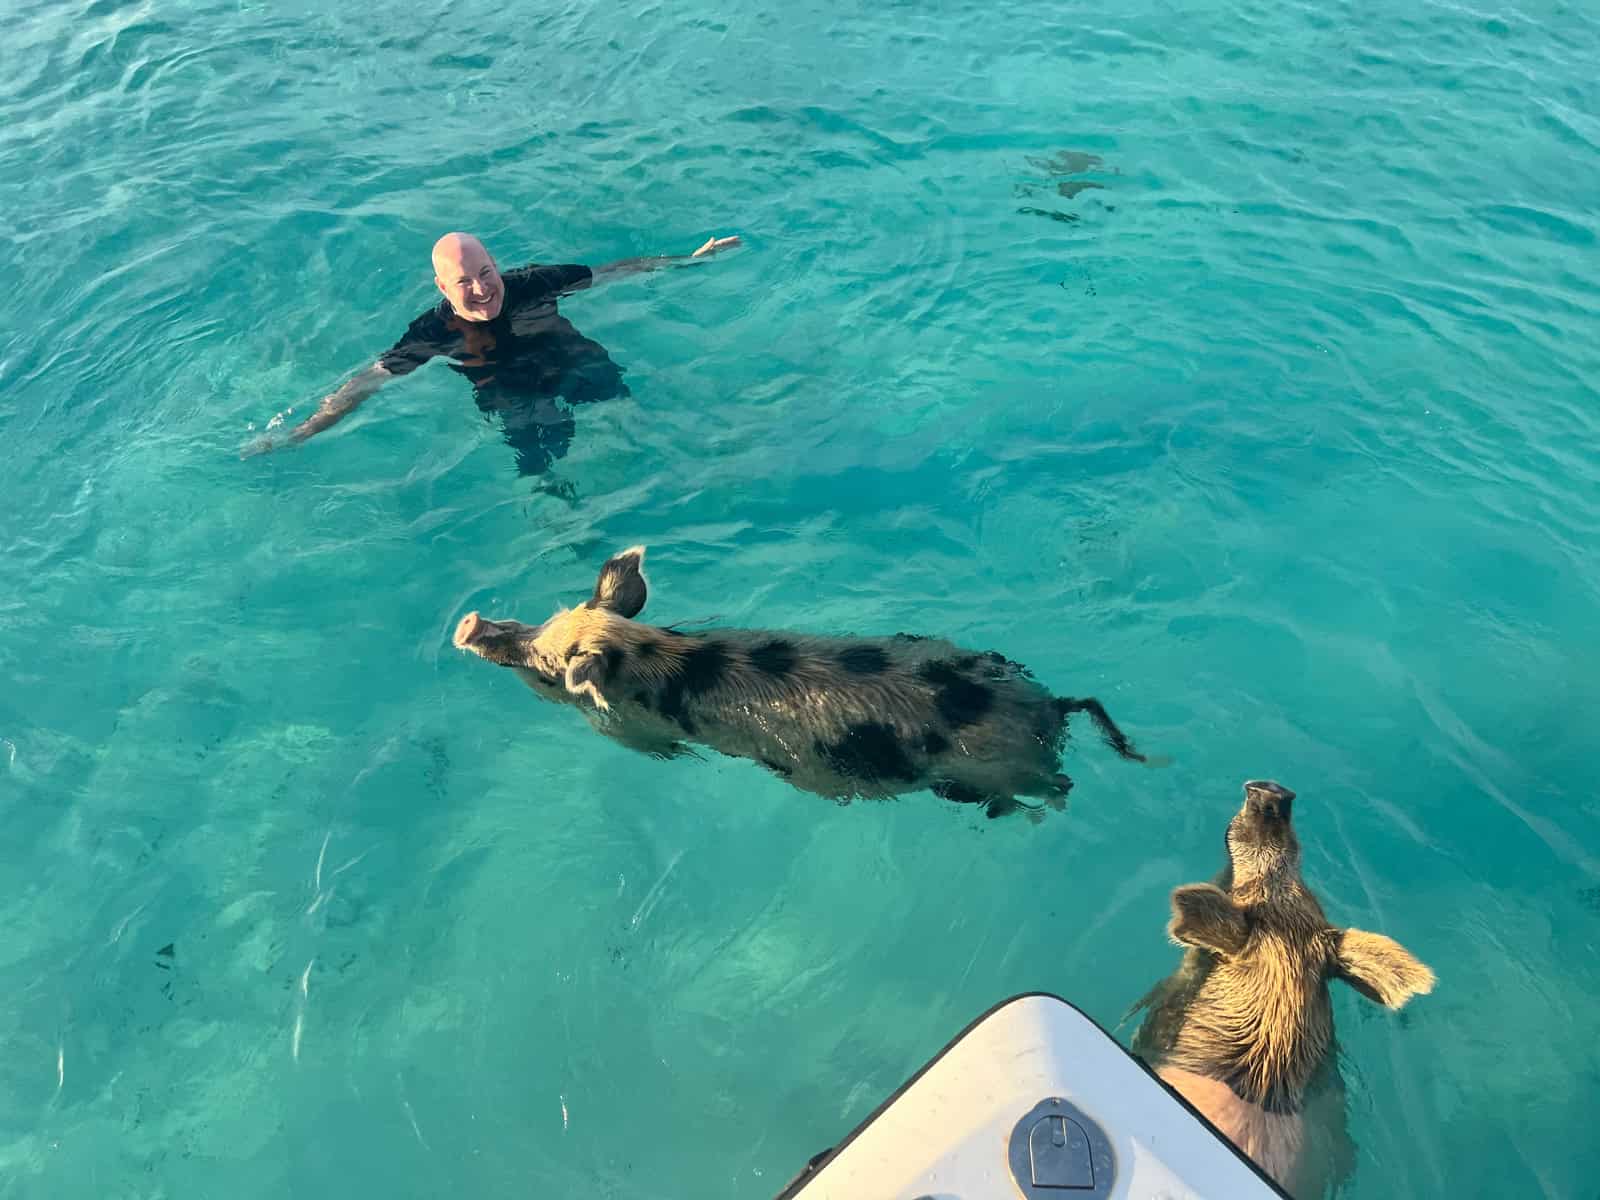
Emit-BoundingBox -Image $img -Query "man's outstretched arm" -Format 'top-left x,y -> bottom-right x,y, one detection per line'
586,234 -> 741,287
289,363 -> 394,443
242,363 -> 394,457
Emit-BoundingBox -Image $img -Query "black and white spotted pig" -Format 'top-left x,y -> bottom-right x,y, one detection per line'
451,546 -> 1147,818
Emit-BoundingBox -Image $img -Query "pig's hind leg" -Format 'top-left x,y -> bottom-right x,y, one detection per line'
1000,773 -> 1075,822
932,779 -> 1046,822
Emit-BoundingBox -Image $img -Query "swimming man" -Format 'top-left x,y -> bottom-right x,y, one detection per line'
245,231 -> 739,474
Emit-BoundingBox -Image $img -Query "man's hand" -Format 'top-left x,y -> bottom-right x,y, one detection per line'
589,236 -> 743,285
692,235 -> 741,258
240,431 -> 283,459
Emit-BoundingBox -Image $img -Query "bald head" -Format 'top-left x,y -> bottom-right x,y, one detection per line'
432,232 -> 504,322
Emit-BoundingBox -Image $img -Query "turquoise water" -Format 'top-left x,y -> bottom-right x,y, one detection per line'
3,0 -> 1599,1194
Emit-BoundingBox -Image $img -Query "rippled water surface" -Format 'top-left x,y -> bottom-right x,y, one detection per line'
4,0 -> 1599,1195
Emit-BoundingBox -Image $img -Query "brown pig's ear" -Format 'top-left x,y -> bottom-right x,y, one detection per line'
1168,883 -> 1250,957
590,546 -> 648,618
1334,929 -> 1436,1009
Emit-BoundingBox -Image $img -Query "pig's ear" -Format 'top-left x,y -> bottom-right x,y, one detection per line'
565,653 -> 612,710
1333,929 -> 1435,1009
590,546 -> 648,618
1168,883 -> 1250,957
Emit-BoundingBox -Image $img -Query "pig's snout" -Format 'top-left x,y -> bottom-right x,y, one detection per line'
452,612 -> 535,667
1243,779 -> 1295,821
453,612 -> 483,649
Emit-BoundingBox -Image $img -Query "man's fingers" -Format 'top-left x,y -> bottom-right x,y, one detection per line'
692,234 -> 741,257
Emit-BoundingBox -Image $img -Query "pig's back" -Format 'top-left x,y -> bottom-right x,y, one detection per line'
645,629 -> 1064,796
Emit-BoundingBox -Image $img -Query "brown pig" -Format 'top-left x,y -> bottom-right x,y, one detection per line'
1132,780 -> 1435,1194
452,546 -> 1147,818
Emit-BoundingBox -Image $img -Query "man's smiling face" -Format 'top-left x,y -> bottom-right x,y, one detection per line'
432,232 -> 504,322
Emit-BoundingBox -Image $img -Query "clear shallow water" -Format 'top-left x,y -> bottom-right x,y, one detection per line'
2,0 -> 1598,1194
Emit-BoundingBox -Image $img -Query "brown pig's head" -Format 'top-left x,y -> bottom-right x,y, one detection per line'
452,546 -> 650,710
1167,782 -> 1436,1049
